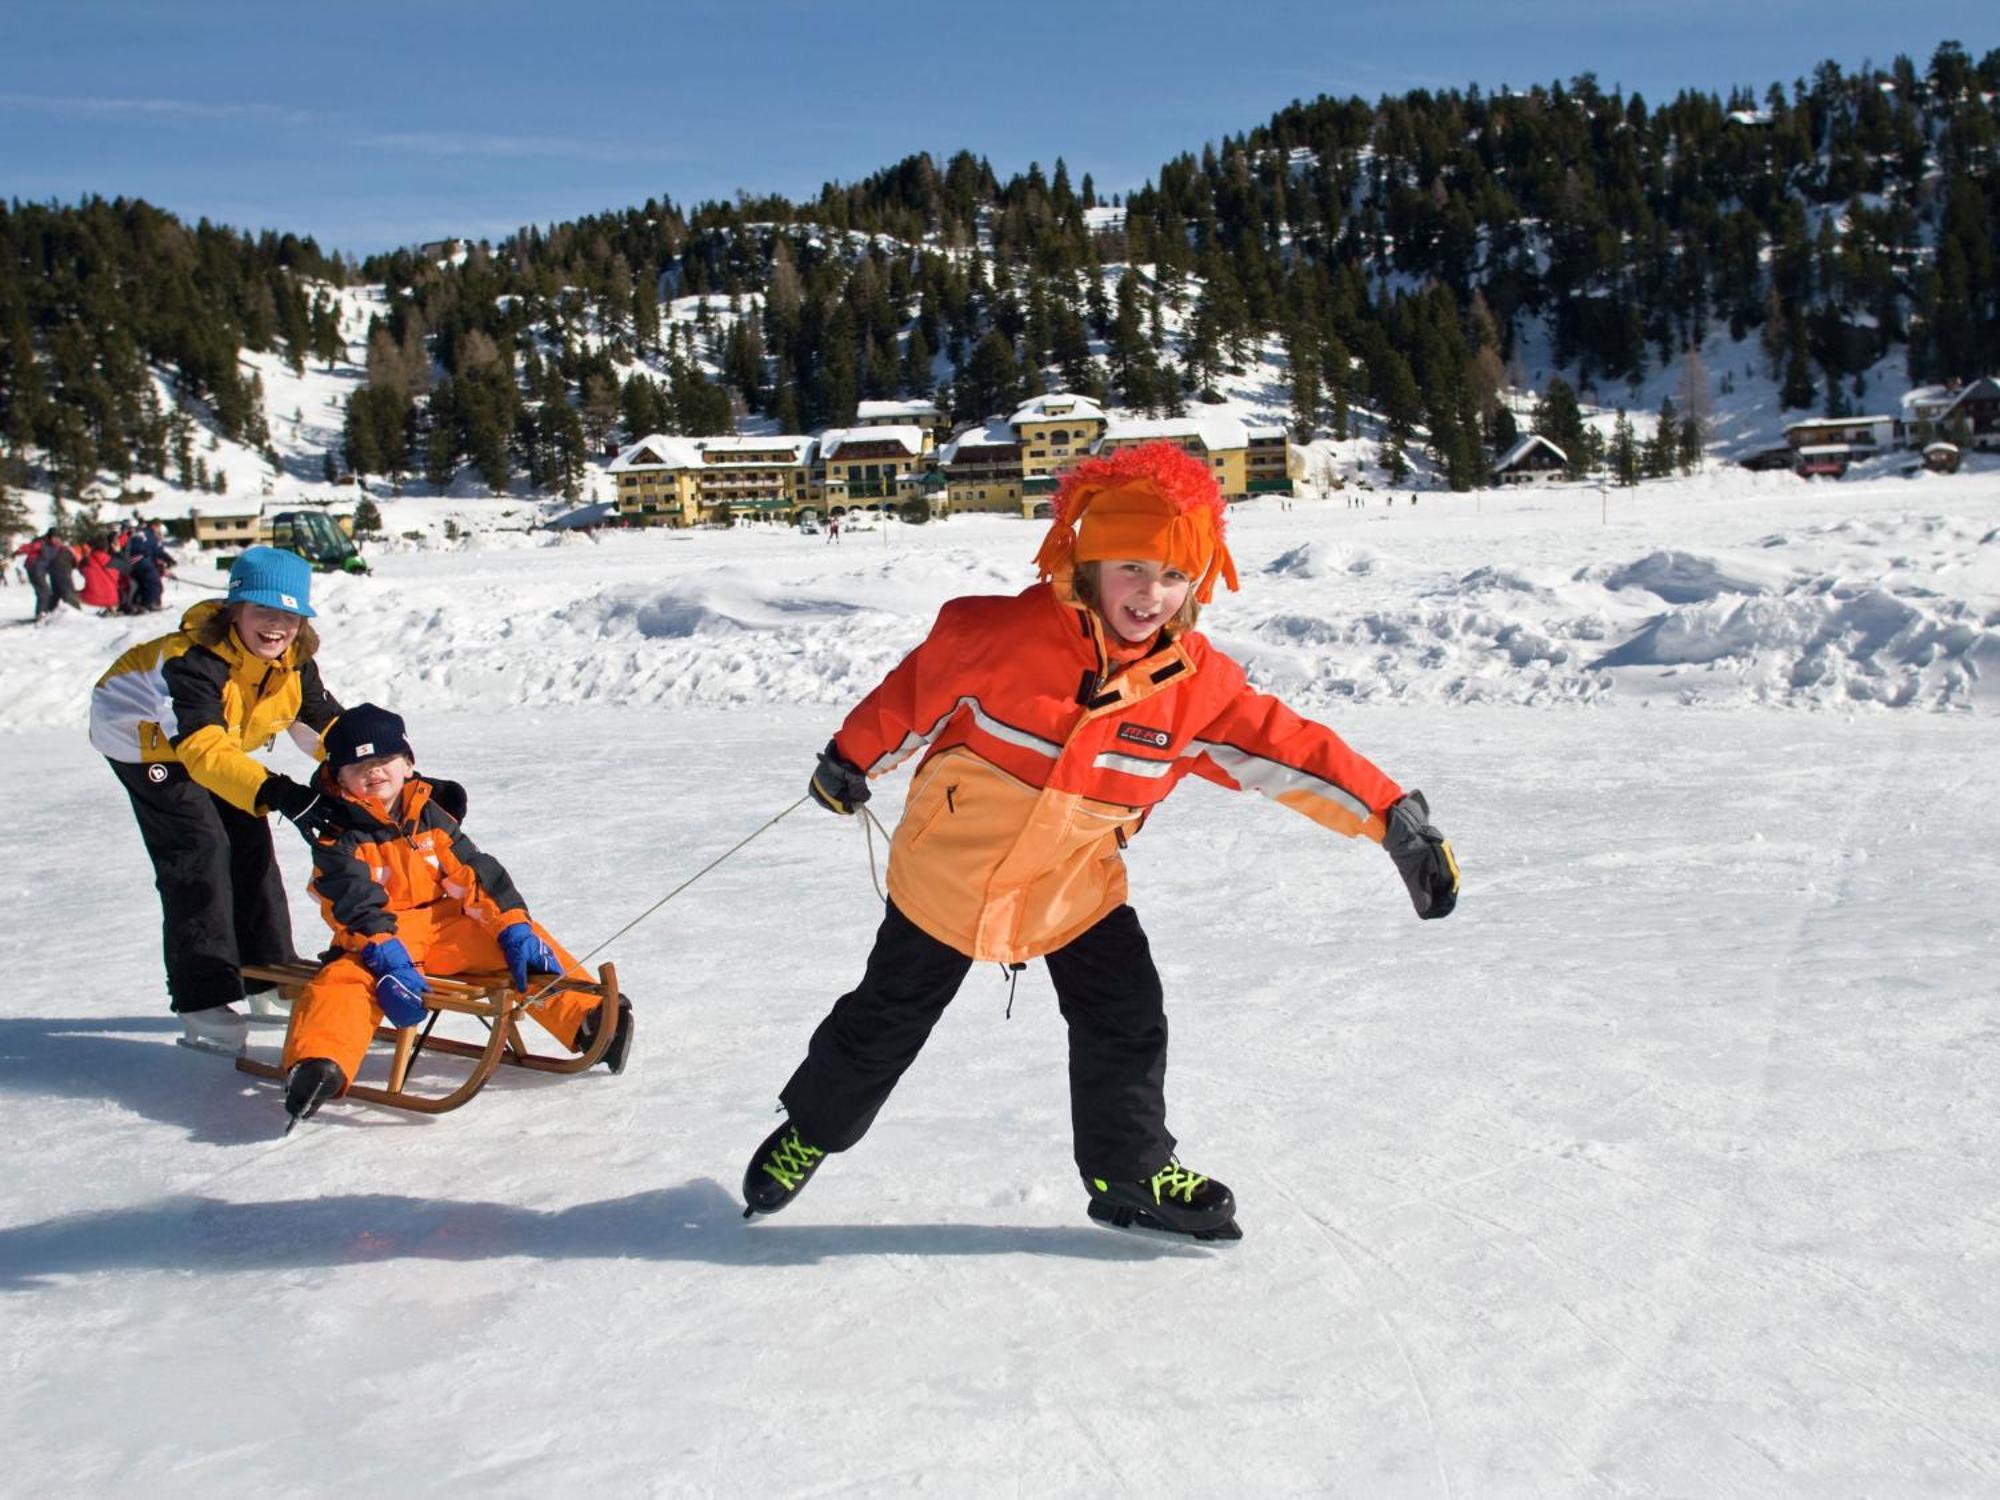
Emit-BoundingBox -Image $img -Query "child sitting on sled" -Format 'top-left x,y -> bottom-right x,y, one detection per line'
280,704 -> 632,1124
742,440 -> 1460,1241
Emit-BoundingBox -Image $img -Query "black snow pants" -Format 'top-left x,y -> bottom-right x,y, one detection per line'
110,758 -> 300,1014
780,900 -> 1175,1180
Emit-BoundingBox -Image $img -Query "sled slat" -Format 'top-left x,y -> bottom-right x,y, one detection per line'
234,960 -> 620,1117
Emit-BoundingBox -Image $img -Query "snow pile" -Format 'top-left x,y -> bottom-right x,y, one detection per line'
5,470 -> 1997,729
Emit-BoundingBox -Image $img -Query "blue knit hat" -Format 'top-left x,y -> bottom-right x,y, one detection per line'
227,546 -> 315,617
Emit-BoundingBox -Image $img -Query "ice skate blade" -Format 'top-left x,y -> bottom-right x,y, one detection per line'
1087,1198 -> 1243,1243
175,1035 -> 245,1058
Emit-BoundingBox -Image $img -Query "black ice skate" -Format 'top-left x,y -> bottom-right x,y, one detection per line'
283,1057 -> 346,1133
574,993 -> 635,1074
742,1119 -> 827,1218
1085,1161 -> 1242,1242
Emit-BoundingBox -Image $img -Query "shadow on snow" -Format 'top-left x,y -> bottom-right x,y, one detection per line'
0,1179 -> 1200,1287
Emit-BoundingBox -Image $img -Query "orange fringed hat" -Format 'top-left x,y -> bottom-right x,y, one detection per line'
1032,441 -> 1240,604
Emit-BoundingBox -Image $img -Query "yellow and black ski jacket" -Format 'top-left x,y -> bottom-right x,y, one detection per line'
90,600 -> 341,814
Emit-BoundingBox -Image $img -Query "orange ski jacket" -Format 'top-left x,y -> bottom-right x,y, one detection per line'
308,776 -> 530,955
833,580 -> 1404,964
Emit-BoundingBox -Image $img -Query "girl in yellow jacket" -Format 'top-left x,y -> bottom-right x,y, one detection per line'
91,547 -> 346,1054
743,441 -> 1461,1241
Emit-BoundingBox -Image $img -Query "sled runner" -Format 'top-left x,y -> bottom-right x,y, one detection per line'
233,959 -> 621,1115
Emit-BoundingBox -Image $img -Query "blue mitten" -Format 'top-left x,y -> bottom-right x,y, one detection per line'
360,937 -> 431,1027
498,923 -> 560,992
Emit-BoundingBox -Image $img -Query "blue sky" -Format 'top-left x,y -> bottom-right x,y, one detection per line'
2,1 -> 1990,255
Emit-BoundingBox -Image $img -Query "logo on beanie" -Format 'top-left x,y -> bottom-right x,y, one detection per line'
355,742 -> 375,757
1117,723 -> 1172,750
281,593 -> 298,609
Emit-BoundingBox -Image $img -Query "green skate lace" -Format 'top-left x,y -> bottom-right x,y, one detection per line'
761,1128 -> 824,1190
1150,1163 -> 1208,1205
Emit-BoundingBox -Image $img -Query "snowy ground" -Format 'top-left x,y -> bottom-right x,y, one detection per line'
2,473 -> 1997,1497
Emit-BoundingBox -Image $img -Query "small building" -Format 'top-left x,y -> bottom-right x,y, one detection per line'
1244,425 -> 1294,496
1938,376 -> 2000,451
1783,415 -> 1896,452
1095,414 -> 1253,498
190,509 -> 262,550
1922,441 -> 1962,474
1795,444 -> 1851,478
607,435 -> 706,526
939,419 -> 1026,516
691,434 -> 817,521
1491,434 -> 1568,485
855,400 -> 946,449
1900,385 -> 1961,446
817,426 -> 925,511
1010,393 -> 1108,496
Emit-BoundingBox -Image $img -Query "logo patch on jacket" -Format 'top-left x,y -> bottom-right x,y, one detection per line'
1116,723 -> 1172,751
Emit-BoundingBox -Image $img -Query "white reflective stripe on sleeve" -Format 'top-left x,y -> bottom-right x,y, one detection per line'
861,695 -> 1063,777
88,660 -> 175,761
1192,739 -> 1372,822
1093,751 -> 1175,779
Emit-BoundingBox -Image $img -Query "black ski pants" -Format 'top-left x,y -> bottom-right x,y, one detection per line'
781,900 -> 1175,1180
110,758 -> 300,1014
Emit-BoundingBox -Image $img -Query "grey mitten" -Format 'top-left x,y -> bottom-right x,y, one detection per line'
1383,790 -> 1459,920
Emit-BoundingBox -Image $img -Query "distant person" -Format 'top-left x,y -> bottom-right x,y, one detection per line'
740,441 -> 1460,1242
279,704 -> 633,1125
827,517 -> 840,545
79,536 -> 122,613
23,529 -> 81,618
127,521 -> 175,611
91,548 -> 349,1054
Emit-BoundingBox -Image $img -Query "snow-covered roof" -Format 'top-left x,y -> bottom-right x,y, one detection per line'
1901,385 -> 1959,415
1011,393 -> 1106,426
856,399 -> 942,422
609,435 -> 705,472
1099,414 -> 1250,452
1922,440 -> 1960,455
939,419 -> 1019,465
1493,434 -> 1567,470
1945,376 -> 2000,410
818,425 -> 924,459
1783,415 -> 1895,432
695,434 -> 815,464
1244,424 -> 1288,442
545,501 -> 618,530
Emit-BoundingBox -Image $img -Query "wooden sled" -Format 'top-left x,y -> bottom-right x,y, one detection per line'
234,959 -> 620,1116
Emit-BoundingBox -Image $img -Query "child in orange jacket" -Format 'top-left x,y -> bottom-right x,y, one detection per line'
280,704 -> 632,1124
743,440 -> 1460,1240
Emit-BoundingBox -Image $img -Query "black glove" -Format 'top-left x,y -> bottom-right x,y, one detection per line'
1383,790 -> 1459,920
262,772 -> 343,841
808,740 -> 870,816
428,777 -> 468,823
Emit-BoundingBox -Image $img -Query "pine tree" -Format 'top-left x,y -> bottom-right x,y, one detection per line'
1610,408 -> 1639,485
1644,396 -> 1679,478
1533,377 -> 1590,478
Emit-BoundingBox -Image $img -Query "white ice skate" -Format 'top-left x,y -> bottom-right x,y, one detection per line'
177,1005 -> 249,1056
244,986 -> 292,1025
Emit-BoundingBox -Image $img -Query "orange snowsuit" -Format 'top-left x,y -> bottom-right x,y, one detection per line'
833,577 -> 1406,965
282,775 -> 597,1085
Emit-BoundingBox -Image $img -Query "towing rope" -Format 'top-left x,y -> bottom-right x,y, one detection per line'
522,793 -> 813,1006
